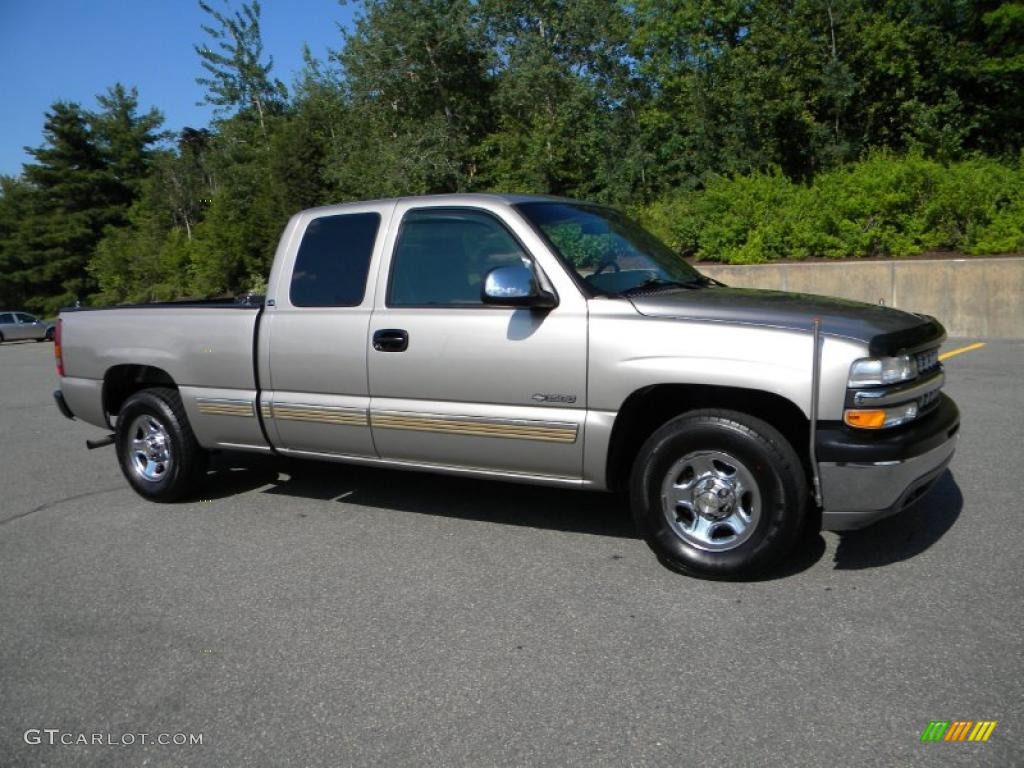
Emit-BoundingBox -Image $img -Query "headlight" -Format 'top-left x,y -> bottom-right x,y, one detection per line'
848,355 -> 918,387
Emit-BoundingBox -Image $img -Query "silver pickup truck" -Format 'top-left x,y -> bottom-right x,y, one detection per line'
53,194 -> 959,577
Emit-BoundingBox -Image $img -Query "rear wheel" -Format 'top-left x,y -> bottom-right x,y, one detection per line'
116,387 -> 207,502
630,409 -> 807,579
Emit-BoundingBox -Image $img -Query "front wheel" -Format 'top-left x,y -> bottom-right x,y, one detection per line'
630,409 -> 808,579
116,387 -> 208,502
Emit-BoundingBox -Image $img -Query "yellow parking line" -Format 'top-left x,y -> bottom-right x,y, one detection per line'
939,342 -> 986,362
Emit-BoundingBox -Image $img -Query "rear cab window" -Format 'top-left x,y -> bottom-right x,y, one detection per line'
289,212 -> 381,307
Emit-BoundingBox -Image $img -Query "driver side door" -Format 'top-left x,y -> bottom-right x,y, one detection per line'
367,204 -> 589,480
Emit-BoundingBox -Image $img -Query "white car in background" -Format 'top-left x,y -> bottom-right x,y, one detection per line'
0,311 -> 55,343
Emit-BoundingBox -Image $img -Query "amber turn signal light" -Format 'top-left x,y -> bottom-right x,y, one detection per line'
844,409 -> 887,429
844,401 -> 919,429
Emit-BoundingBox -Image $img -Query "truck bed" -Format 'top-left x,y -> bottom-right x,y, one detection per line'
58,300 -> 268,451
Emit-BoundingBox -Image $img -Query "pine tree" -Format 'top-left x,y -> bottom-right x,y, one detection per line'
0,176 -> 39,309
15,102 -> 114,313
90,83 -> 166,204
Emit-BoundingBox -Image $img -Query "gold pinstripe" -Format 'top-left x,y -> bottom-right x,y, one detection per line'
371,411 -> 578,444
251,401 -> 578,443
196,399 -> 255,418
271,404 -> 369,426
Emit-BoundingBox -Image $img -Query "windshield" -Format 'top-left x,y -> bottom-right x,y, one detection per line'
516,201 -> 704,295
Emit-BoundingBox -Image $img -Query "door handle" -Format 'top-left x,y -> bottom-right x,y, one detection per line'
372,329 -> 409,352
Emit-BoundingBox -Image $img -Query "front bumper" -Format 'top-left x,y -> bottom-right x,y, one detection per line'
817,394 -> 960,531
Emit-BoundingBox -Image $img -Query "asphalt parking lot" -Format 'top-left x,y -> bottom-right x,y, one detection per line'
1,338 -> 1021,767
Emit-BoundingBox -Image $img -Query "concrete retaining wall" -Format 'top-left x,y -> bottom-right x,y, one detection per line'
697,256 -> 1024,339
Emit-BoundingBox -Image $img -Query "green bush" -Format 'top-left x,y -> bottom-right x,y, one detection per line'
639,154 -> 1024,263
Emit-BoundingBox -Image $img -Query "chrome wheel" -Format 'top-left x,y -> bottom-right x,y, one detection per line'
660,450 -> 761,552
127,414 -> 173,483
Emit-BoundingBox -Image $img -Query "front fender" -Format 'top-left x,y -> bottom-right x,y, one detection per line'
588,307 -> 866,421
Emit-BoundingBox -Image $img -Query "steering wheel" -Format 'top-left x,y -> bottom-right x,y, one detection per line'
591,258 -> 621,277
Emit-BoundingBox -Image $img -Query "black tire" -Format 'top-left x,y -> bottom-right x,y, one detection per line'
630,409 -> 808,579
45,328 -> 55,342
116,387 -> 208,502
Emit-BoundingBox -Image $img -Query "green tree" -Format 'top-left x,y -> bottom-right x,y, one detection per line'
8,0 -> 1024,313
187,117 -> 288,296
269,48 -> 348,210
182,0 -> 296,296
196,0 -> 287,134
326,0 -> 493,196
88,130 -> 215,304
161,128 -> 216,242
969,1 -> 1024,157
90,83 -> 166,204
89,179 -> 195,305
476,0 -> 632,198
0,176 -> 40,308
632,0 -> 859,188
14,102 -> 116,313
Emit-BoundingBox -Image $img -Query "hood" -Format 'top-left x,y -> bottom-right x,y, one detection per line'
628,287 -> 945,355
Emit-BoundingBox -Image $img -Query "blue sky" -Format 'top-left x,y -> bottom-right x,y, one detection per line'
0,0 -> 359,177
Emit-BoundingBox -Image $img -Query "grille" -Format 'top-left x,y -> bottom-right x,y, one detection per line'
917,386 -> 942,414
915,347 -> 943,416
915,348 -> 940,374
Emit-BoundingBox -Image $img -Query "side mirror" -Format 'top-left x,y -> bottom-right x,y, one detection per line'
482,264 -> 557,309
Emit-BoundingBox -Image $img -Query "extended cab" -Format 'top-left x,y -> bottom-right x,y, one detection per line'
53,194 -> 959,577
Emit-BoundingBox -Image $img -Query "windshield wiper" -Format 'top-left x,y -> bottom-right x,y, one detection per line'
617,277 -> 707,296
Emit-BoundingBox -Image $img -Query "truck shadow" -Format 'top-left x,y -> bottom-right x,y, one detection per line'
202,454 -> 640,539
201,456 -> 961,576
831,470 -> 963,570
